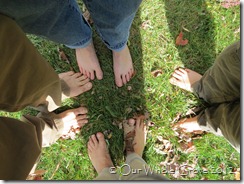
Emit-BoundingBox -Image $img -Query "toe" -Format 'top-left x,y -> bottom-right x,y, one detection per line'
88,136 -> 95,149
79,78 -> 90,85
73,73 -> 82,78
128,118 -> 135,126
75,106 -> 88,115
91,134 -> 98,146
78,119 -> 88,127
169,77 -> 178,85
90,71 -> 95,80
122,75 -> 127,85
96,132 -> 105,142
172,72 -> 182,80
95,69 -> 103,80
115,75 -> 123,87
125,73 -> 130,82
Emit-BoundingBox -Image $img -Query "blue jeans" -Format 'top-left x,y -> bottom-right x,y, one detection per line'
0,0 -> 142,51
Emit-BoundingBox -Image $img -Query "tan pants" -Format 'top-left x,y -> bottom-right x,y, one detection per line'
95,153 -> 168,180
0,15 -> 65,179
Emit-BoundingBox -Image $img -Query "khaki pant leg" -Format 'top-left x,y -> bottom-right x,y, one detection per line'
198,101 -> 240,152
121,153 -> 168,180
192,41 -> 240,104
0,14 -> 61,112
0,117 -> 42,180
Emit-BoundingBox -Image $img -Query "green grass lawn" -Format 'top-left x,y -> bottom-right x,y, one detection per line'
1,0 -> 240,180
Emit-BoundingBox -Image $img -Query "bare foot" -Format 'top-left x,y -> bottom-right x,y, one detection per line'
113,45 -> 134,87
54,106 -> 89,135
75,42 -> 103,80
173,116 -> 203,133
169,68 -> 202,92
59,71 -> 92,100
87,132 -> 114,174
124,117 -> 147,157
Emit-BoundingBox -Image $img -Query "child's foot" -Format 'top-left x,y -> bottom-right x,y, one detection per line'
113,45 -> 134,87
59,71 -> 92,100
87,132 -> 114,174
173,116 -> 203,133
75,42 -> 103,80
54,106 -> 89,135
123,117 -> 147,157
169,68 -> 202,92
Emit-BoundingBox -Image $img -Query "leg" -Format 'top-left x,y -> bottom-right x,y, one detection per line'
83,0 -> 142,87
173,101 -> 240,152
170,41 -> 240,104
192,41 -> 240,104
0,0 -> 103,81
0,15 -> 90,179
0,0 -> 92,48
198,101 -> 240,152
0,14 -> 92,113
121,117 -> 168,180
87,132 -> 119,180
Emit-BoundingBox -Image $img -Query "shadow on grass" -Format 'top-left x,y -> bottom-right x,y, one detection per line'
163,0 -> 216,72
78,8 -> 146,165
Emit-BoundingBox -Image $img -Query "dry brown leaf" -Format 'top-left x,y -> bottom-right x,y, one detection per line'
141,20 -> 152,30
176,31 -> 188,46
151,69 -> 163,77
83,9 -> 93,24
27,170 -> 46,180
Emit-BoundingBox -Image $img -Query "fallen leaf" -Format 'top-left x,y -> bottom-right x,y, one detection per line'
83,9 -> 93,24
141,20 -> 152,30
176,31 -> 188,46
58,48 -> 70,64
151,69 -> 163,77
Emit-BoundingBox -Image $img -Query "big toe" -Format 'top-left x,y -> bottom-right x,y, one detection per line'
96,132 -> 105,143
115,75 -> 123,87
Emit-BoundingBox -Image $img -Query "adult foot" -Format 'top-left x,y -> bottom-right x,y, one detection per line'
169,68 -> 202,92
87,132 -> 114,173
54,106 -> 89,135
123,117 -> 147,157
113,45 -> 134,87
59,71 -> 92,100
75,42 -> 103,80
173,116 -> 203,134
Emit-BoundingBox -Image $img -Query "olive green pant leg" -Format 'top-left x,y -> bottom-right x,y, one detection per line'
192,41 -> 240,151
0,14 -> 62,113
192,41 -> 240,104
120,153 -> 168,180
198,101 -> 240,152
0,15 -> 67,179
0,117 -> 42,180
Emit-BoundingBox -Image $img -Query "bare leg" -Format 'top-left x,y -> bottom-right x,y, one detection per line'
59,71 -> 93,100
113,45 -> 134,87
87,132 -> 114,174
170,68 -> 202,92
75,42 -> 103,80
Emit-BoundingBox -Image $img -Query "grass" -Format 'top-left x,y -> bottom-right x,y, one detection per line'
0,0 -> 240,180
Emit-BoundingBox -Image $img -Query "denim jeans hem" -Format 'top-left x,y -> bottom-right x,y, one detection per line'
65,37 -> 92,49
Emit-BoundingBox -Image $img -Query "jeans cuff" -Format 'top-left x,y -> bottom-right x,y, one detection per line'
65,37 -> 92,49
